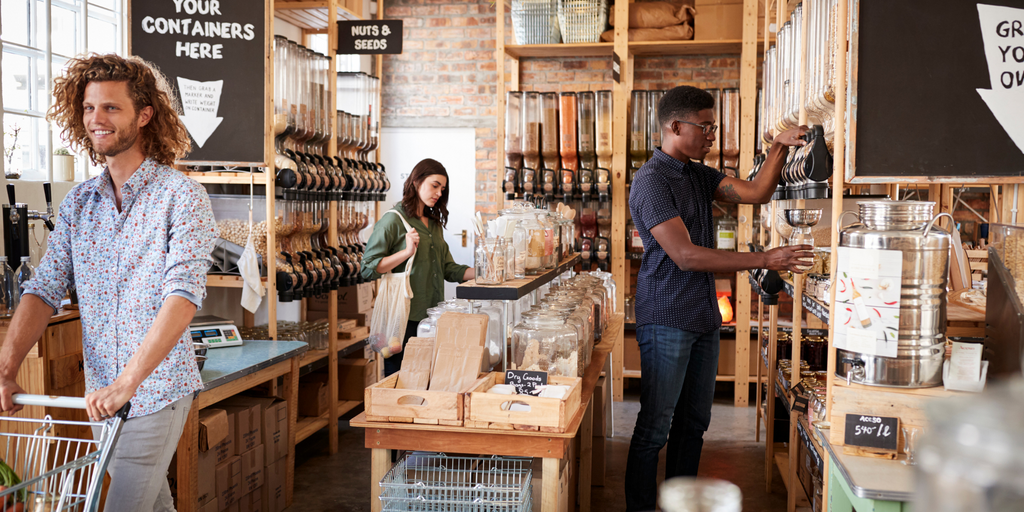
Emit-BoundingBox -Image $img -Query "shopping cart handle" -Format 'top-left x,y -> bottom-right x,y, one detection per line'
13,394 -> 132,420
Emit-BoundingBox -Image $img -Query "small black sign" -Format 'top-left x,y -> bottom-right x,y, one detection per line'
793,382 -> 807,396
844,414 -> 899,451
337,20 -> 403,54
506,370 -> 547,396
793,395 -> 809,414
612,53 -> 621,84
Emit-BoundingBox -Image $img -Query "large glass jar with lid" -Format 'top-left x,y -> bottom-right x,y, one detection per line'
536,303 -> 587,376
417,306 -> 445,338
534,210 -> 557,270
511,311 -> 578,378
498,206 -> 546,275
474,236 -> 506,285
471,300 -> 504,369
715,215 -> 737,251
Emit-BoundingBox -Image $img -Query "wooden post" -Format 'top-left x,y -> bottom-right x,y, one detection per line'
611,0 -> 630,402
265,0 -> 278,340
326,0 -> 340,457
733,0 -> 761,408
496,3 -> 507,213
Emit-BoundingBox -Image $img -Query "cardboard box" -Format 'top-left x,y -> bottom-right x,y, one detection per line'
222,396 -> 289,464
694,0 -> 765,41
222,501 -> 239,512
197,443 -> 219,506
624,332 -> 641,372
261,458 -> 287,512
199,409 -> 230,452
240,445 -> 265,494
220,402 -> 262,455
298,378 -> 329,417
338,358 -> 372,401
215,455 -> 242,509
238,491 -> 264,512
343,307 -> 373,327
198,498 -> 218,512
309,282 -> 374,313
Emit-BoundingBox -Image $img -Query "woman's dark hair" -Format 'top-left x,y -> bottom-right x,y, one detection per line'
402,158 -> 451,229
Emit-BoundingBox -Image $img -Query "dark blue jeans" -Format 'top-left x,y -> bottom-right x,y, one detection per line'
625,324 -> 720,512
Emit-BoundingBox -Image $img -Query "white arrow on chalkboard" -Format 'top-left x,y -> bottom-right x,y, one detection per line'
976,4 -> 1024,155
176,77 -> 224,148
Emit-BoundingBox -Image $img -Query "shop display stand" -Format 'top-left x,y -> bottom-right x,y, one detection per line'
495,0 -> 763,405
456,254 -> 581,372
186,0 -> 382,456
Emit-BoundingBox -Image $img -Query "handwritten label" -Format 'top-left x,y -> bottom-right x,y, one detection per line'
506,370 -> 547,396
976,4 -> 1024,154
844,414 -> 899,451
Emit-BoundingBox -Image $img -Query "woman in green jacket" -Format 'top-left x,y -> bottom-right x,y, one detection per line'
361,158 -> 474,376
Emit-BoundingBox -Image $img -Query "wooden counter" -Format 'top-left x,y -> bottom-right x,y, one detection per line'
353,314 -> 623,512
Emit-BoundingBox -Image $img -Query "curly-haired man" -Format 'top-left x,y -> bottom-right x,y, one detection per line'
0,54 -> 216,512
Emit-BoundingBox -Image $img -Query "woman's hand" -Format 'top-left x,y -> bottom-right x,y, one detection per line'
404,229 -> 420,258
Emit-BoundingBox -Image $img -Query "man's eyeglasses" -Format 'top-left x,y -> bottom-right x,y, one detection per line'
677,120 -> 718,137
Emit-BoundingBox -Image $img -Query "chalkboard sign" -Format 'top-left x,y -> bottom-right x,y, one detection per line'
506,370 -> 547,396
853,1 -> 1024,180
337,20 -> 403,54
130,0 -> 266,164
844,414 -> 899,451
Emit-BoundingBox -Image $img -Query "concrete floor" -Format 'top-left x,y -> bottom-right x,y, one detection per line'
289,383 -> 789,511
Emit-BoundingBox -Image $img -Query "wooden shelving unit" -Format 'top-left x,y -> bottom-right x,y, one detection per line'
494,0 -> 761,406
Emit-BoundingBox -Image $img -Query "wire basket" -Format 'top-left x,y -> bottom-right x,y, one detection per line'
511,0 -> 561,45
557,0 -> 609,43
380,452 -> 533,511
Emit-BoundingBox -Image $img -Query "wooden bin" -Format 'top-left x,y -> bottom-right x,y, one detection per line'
364,372 -> 486,426
464,373 -> 582,432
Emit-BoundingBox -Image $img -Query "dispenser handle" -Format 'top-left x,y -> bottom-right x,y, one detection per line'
6,184 -> 15,205
43,182 -> 52,206
922,212 -> 955,238
836,210 -> 860,233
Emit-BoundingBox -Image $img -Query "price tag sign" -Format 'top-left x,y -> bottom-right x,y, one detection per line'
506,370 -> 547,396
337,20 -> 403,54
844,414 -> 900,452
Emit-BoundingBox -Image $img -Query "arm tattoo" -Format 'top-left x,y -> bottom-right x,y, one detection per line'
716,183 -> 742,203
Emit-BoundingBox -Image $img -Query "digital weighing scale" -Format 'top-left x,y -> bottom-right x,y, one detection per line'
190,315 -> 243,348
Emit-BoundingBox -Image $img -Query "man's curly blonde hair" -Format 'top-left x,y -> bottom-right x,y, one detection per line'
46,54 -> 191,167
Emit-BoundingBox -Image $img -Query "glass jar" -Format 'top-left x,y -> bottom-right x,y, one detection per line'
417,306 -> 445,338
499,207 -> 545,275
475,237 -> 506,285
597,202 -> 612,239
511,311 -> 578,378
627,218 -> 643,254
716,215 -> 737,251
625,295 -> 635,323
512,220 -> 528,279
472,300 -> 504,369
535,211 -> 557,270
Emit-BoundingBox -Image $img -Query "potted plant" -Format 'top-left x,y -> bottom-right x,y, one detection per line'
53,148 -> 75,181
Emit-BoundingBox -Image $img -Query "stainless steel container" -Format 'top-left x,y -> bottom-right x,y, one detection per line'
835,201 -> 951,388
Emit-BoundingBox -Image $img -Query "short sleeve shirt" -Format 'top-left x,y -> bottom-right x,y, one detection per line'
629,149 -> 725,334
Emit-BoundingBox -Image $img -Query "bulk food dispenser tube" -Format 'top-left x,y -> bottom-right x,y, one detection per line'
505,91 -> 524,200
559,92 -> 579,204
521,92 -> 541,203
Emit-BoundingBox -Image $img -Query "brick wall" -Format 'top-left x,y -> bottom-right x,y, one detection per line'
380,0 -> 745,216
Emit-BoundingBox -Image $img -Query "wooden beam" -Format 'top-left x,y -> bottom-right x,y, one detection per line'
265,0 -> 278,340
611,0 -> 630,402
496,2 -> 507,212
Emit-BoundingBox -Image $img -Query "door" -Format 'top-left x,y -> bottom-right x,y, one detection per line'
380,127 -> 476,300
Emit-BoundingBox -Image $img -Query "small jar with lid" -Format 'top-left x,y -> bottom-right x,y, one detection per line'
716,215 -> 737,251
474,237 -> 506,285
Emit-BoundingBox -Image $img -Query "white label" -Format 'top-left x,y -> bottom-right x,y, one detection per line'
846,327 -> 880,355
631,229 -> 643,250
176,77 -> 224,147
950,341 -> 983,382
717,230 -> 736,250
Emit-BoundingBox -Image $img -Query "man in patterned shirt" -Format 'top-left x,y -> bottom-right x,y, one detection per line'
625,86 -> 812,511
0,54 -> 215,511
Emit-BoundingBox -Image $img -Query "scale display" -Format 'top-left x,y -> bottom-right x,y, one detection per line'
189,316 -> 243,348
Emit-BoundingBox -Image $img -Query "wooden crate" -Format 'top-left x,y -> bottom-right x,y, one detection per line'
339,325 -> 369,340
364,372 -> 486,426
464,373 -> 582,433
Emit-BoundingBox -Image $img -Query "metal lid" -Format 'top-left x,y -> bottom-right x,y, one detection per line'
857,200 -> 935,230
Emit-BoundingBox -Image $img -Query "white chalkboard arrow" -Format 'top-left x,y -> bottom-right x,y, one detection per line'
976,4 -> 1024,155
176,77 -> 224,148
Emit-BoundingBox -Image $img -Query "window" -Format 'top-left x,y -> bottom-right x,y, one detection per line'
2,0 -> 126,181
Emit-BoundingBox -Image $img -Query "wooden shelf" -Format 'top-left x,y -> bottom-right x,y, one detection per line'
629,39 -> 745,56
186,172 -> 266,185
623,370 -> 641,379
295,412 -> 331,443
774,448 -> 811,507
336,399 -> 361,419
505,43 -> 614,58
781,278 -> 830,324
274,0 -> 363,31
456,254 -> 581,301
299,348 -> 328,367
206,275 -> 269,288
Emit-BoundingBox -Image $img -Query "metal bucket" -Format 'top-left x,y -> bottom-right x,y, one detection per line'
835,201 -> 951,388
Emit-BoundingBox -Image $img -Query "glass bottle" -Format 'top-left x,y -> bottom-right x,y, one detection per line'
595,91 -> 614,170
577,91 -> 596,173
629,90 -> 648,170
626,218 -> 643,254
647,90 -> 665,159
505,92 -> 524,198
521,92 -> 541,199
0,257 -> 16,317
512,220 -> 528,279
15,256 -> 34,298
716,215 -> 738,251
540,92 -> 560,173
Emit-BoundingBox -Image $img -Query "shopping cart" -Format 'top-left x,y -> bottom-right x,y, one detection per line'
0,395 -> 130,512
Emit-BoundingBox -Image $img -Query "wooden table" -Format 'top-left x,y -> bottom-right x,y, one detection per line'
175,340 -> 308,512
353,319 -> 620,512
